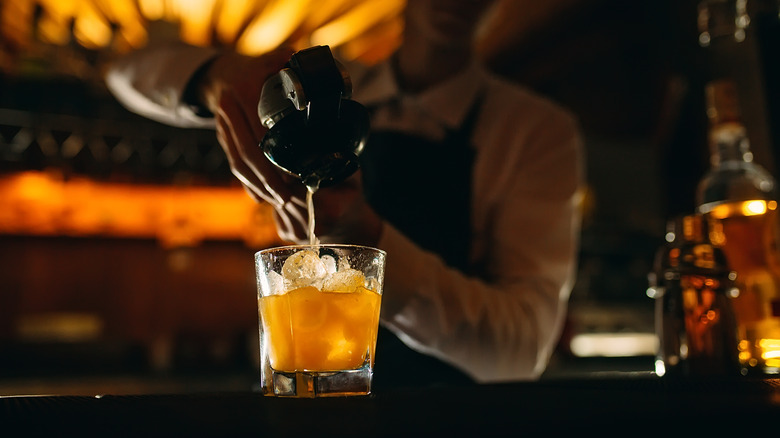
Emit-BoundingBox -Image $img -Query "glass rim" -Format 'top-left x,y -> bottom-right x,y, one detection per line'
254,243 -> 386,257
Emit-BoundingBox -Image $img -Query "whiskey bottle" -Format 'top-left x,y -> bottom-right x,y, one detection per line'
696,79 -> 780,375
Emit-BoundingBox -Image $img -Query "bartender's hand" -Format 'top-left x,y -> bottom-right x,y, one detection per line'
197,48 -> 292,207
196,50 -> 382,246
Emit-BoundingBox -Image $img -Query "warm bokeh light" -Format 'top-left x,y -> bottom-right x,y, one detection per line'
744,200 -> 768,216
72,4 -> 114,49
214,0 -> 258,45
759,339 -> 780,369
0,171 -> 281,249
0,0 -> 406,63
708,199 -> 777,219
236,0 -> 311,55
176,0 -> 220,47
137,0 -> 165,21
337,16 -> 403,65
309,0 -> 404,47
95,0 -> 149,51
35,0 -> 76,46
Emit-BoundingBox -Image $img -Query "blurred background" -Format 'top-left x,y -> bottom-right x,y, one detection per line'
1,0 -> 779,394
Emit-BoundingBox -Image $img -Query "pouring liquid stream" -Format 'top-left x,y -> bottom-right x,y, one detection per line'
306,182 -> 319,246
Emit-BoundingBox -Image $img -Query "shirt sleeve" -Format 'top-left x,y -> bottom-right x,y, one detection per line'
376,88 -> 584,383
104,42 -> 220,129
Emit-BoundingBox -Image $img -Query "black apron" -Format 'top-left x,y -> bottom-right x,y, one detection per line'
360,98 -> 481,390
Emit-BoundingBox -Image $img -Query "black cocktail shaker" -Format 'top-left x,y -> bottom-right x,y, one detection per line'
257,45 -> 369,189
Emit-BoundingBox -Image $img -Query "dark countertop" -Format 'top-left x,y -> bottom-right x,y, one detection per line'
2,374 -> 779,436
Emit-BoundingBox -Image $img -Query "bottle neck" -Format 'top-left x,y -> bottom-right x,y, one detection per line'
709,121 -> 753,167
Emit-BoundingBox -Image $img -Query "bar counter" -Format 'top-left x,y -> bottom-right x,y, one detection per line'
3,374 -> 779,436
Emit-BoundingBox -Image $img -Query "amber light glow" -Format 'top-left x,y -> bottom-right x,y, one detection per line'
0,171 -> 281,248
708,199 -> 777,219
759,339 -> 780,368
1,0 -> 405,63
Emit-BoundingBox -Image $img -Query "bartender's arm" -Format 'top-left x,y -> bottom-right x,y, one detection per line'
107,43 -> 305,210
378,97 -> 583,381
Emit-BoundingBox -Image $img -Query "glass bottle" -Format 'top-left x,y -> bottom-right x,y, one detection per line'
696,79 -> 780,375
654,214 -> 740,377
697,79 -> 776,211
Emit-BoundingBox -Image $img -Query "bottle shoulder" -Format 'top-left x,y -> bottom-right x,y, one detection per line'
697,161 -> 777,207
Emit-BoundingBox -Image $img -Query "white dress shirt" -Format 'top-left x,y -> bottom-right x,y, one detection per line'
105,44 -> 585,382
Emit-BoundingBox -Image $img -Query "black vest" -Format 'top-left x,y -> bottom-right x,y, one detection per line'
360,98 -> 481,390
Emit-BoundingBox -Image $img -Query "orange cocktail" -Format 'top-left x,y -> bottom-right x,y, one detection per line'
259,285 -> 381,372
255,245 -> 385,397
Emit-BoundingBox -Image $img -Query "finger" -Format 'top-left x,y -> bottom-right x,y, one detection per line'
285,198 -> 309,237
245,50 -> 295,141
216,115 -> 281,206
273,203 -> 309,244
220,90 -> 292,197
237,73 -> 269,143
216,94 -> 290,205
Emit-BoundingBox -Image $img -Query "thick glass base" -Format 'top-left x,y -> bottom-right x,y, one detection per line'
262,366 -> 373,397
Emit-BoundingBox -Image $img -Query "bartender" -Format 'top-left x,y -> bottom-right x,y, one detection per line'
106,0 -> 585,387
